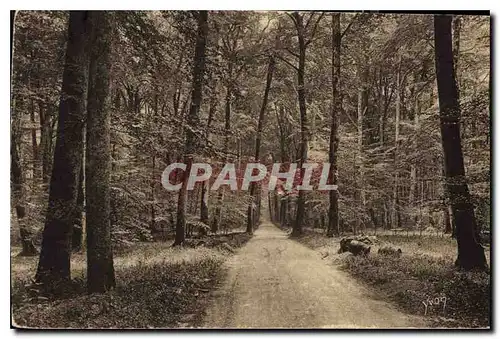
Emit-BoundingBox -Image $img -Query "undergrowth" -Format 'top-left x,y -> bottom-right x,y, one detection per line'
12,232 -> 252,329
294,228 -> 490,329
342,254 -> 490,328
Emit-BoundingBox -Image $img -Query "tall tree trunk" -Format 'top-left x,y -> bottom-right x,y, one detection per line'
392,56 -> 402,229
175,11 -> 208,246
443,202 -> 452,234
444,14 -> 462,238
199,93 -> 217,232
247,55 -> 275,234
450,204 -> 457,238
39,104 -> 54,184
452,16 -> 461,91
356,59 -> 368,234
213,63 -> 232,234
72,163 -> 84,251
275,104 -> 290,163
86,11 -> 116,292
200,181 -> 209,231
409,77 -> 420,228
292,12 -> 309,237
434,15 -> 486,270
30,102 -> 41,180
150,155 -> 156,237
327,13 -> 341,237
35,11 -> 90,291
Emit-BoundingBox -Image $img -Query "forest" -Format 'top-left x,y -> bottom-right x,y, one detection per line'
11,11 -> 490,329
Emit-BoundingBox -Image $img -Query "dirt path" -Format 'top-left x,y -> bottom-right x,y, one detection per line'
202,220 -> 427,329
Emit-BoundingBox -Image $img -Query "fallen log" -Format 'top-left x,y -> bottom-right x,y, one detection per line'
338,238 -> 371,256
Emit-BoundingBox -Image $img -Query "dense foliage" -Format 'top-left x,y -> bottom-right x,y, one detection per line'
11,11 -> 490,254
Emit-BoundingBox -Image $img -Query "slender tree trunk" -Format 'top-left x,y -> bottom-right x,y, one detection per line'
434,15 -> 486,270
356,59 -> 368,234
86,11 -> 116,292
443,202 -> 452,234
275,104 -> 290,163
213,63 -> 232,234
39,104 -> 53,184
150,155 -> 156,236
292,12 -> 309,237
327,13 -> 341,237
200,93 -> 217,232
247,55 -> 275,234
30,102 -> 41,180
281,195 -> 289,229
35,11 -> 90,291
200,181 -> 209,230
274,191 -> 280,222
392,56 -> 402,229
409,79 -> 420,228
175,11 -> 208,246
452,16 -> 461,91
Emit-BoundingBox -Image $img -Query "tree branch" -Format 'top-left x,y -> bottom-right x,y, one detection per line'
340,13 -> 359,39
286,12 -> 298,28
305,12 -> 325,47
304,12 -> 316,30
284,47 -> 300,58
275,54 -> 299,72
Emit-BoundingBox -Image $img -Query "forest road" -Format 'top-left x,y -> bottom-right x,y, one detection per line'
202,220 -> 427,329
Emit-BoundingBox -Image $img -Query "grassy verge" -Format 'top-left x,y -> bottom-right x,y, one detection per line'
294,229 -> 490,328
12,232 -> 251,329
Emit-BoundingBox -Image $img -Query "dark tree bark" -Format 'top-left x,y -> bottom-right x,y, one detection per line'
441,160 -> 452,235
213,63 -> 232,235
434,15 -> 486,270
35,11 -> 90,290
175,11 -> 208,245
451,205 -> 457,239
281,195 -> 289,229
247,55 -> 275,234
10,11 -> 15,65
327,13 -> 341,237
72,163 -> 84,251
199,93 -> 217,233
452,16 -> 461,86
290,12 -> 310,237
150,155 -> 156,237
86,11 -> 116,292
275,104 -> 292,163
443,203 -> 452,234
200,180 -> 209,232
391,56 -> 402,230
39,103 -> 54,184
273,192 -> 280,222
30,103 -> 41,180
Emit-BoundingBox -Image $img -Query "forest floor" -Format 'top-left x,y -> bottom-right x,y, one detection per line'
11,232 -> 251,329
202,221 -> 427,328
294,229 -> 491,329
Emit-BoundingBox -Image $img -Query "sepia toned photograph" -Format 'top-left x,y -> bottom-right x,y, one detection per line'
10,10 -> 491,329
